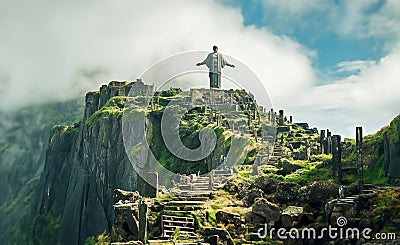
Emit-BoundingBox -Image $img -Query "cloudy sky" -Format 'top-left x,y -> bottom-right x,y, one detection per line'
0,0 -> 399,137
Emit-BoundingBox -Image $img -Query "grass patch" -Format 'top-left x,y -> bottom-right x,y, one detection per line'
364,155 -> 388,185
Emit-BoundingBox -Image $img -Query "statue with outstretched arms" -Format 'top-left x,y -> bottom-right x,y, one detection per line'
196,45 -> 235,89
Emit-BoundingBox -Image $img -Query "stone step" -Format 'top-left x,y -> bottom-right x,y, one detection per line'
165,202 -> 204,207
191,183 -> 209,186
191,187 -> 210,191
162,215 -> 194,222
172,196 -> 209,202
163,225 -> 194,232
176,190 -> 213,197
214,169 -> 232,175
164,205 -> 203,213
162,220 -> 194,226
163,210 -> 194,214
163,230 -> 196,239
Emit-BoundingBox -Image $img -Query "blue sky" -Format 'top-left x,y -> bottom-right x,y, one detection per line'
236,0 -> 388,77
0,0 -> 399,138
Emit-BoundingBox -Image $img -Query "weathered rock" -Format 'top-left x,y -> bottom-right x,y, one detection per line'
200,227 -> 234,245
275,182 -> 300,204
245,188 -> 264,206
281,206 -> 303,228
205,234 -> 219,245
298,181 -> 338,208
223,181 -> 238,195
276,159 -> 303,175
114,189 -> 141,204
112,203 -> 140,242
237,182 -> 253,200
383,115 -> 400,179
252,176 -> 280,194
33,83 -> 145,245
330,203 -> 353,226
251,198 -> 282,223
216,211 -> 243,228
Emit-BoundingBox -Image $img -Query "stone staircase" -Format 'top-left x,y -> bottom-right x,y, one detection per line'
161,215 -> 197,239
174,169 -> 234,196
160,191 -> 210,241
268,143 -> 282,165
163,200 -> 206,213
212,169 -> 233,188
326,186 -> 378,223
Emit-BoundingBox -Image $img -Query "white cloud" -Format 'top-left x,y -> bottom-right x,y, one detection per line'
0,0 -> 315,111
0,0 -> 398,138
335,60 -> 376,74
291,45 -> 400,137
259,0 -> 400,44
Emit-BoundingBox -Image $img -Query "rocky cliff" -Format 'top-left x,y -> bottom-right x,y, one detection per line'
3,80 -> 399,244
32,80 -> 257,244
383,114 -> 400,182
33,85 -> 141,245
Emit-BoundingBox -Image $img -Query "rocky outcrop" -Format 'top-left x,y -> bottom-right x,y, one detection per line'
276,159 -> 303,175
33,82 -> 144,245
298,181 -> 338,208
0,99 -> 83,244
383,115 -> 400,182
251,198 -> 282,224
215,210 -> 243,228
252,176 -> 279,194
274,182 -> 300,204
200,227 -> 234,245
111,189 -> 144,243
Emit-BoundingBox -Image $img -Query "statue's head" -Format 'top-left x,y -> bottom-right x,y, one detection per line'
213,45 -> 218,52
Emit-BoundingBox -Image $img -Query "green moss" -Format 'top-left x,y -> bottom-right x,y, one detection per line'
32,203 -> 62,245
206,209 -> 217,226
369,189 -> 400,221
86,96 -> 126,127
364,154 -> 388,185
284,164 -> 332,185
84,232 -> 110,245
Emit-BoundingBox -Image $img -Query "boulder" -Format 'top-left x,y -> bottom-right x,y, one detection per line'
276,159 -> 303,175
113,189 -> 141,204
252,176 -> 280,194
216,211 -> 243,228
112,203 -> 140,242
245,188 -> 264,206
298,181 -> 338,208
275,182 -> 300,204
200,227 -> 234,245
223,181 -> 238,195
281,206 -> 303,228
251,198 -> 282,223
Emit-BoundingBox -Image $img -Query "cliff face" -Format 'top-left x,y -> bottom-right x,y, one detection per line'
32,81 -> 260,244
383,114 -> 400,180
33,85 -> 141,245
0,100 -> 83,244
